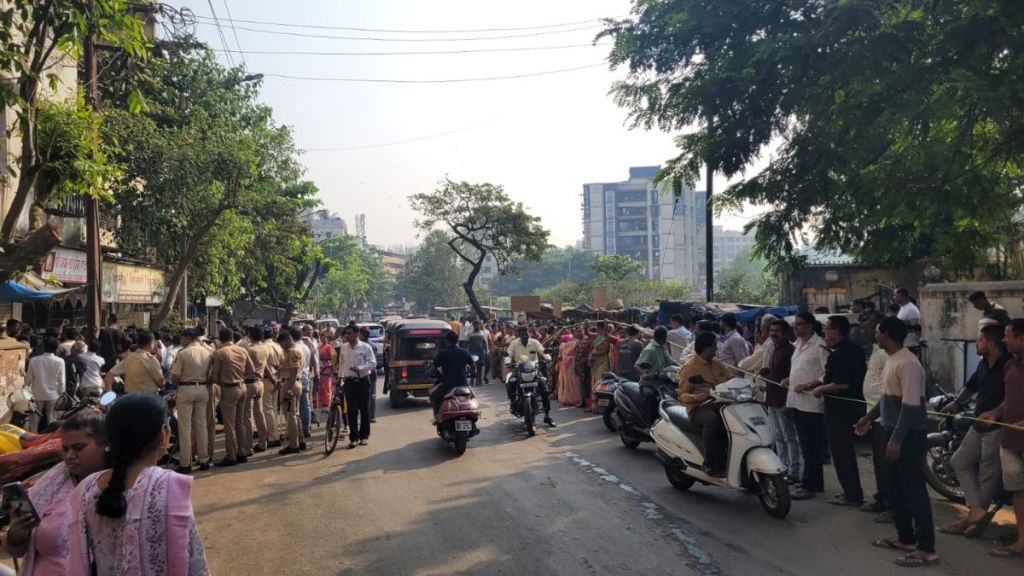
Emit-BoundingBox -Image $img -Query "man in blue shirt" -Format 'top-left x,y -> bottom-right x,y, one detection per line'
430,331 -> 474,416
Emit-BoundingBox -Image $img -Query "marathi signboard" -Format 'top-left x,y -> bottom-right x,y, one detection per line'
41,248 -> 87,284
102,263 -> 165,304
0,348 -> 27,423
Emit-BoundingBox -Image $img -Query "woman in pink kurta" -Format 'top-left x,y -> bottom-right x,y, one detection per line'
66,393 -> 208,576
317,333 -> 336,408
2,410 -> 109,576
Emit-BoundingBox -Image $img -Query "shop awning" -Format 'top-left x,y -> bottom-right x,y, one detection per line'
0,280 -> 78,302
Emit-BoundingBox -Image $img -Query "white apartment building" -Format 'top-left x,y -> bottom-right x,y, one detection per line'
712,225 -> 756,272
302,209 -> 348,244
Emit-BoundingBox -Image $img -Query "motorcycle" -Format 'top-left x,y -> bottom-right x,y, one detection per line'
428,357 -> 482,456
609,367 -> 679,449
505,353 -> 549,436
652,376 -> 790,519
594,372 -> 628,432
434,386 -> 481,456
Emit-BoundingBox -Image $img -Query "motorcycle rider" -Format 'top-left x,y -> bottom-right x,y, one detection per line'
430,331 -> 475,417
506,325 -> 556,427
677,332 -> 734,476
636,326 -> 675,380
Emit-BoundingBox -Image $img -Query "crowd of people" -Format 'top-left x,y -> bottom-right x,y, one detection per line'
3,289 -> 1023,572
1,314 -> 380,575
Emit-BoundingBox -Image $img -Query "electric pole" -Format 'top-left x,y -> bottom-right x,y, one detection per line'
84,33 -> 102,338
705,161 -> 714,303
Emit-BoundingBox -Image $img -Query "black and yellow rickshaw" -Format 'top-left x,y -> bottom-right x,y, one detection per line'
384,318 -> 452,408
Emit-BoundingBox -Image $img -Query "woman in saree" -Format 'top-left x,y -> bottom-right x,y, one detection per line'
317,332 -> 336,409
573,327 -> 593,409
558,333 -> 582,407
67,393 -> 208,575
589,321 -> 616,412
3,411 -> 109,575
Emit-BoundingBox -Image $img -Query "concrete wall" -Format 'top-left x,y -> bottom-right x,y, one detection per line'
780,266 -> 921,311
920,281 -> 1024,392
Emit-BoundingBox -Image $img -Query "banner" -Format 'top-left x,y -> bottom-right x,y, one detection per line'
510,296 -> 541,313
41,248 -> 87,284
103,263 -> 165,304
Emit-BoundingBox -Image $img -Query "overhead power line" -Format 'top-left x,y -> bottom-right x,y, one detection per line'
191,13 -> 620,34
196,21 -> 604,42
221,0 -> 247,67
261,62 -> 605,84
205,0 -> 235,66
211,42 -> 608,57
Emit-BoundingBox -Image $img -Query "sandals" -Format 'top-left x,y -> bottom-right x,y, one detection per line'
872,538 -> 916,552
894,552 -> 940,567
829,495 -> 864,507
989,547 -> 1024,558
962,512 -> 995,538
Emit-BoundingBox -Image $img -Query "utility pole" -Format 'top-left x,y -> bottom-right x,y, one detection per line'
84,34 -> 102,338
705,160 -> 714,303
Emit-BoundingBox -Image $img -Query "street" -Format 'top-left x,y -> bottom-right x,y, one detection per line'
189,380 -> 1018,576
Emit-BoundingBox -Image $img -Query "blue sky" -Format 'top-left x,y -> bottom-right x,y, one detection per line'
173,0 -> 759,248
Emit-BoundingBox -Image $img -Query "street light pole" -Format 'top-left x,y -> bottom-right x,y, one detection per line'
84,33 -> 102,337
705,160 -> 714,303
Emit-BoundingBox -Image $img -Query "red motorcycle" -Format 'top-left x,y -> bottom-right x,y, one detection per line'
435,386 -> 481,456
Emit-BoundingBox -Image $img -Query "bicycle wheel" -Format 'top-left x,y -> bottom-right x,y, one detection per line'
324,403 -> 342,456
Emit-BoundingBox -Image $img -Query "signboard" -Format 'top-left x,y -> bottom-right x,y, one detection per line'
552,298 -> 563,319
102,263 -> 165,304
0,347 -> 27,423
510,296 -> 541,313
41,248 -> 87,284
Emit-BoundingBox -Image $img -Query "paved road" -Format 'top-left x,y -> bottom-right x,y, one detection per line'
189,380 -> 1016,576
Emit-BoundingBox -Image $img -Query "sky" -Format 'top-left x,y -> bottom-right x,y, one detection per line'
173,0 -> 765,249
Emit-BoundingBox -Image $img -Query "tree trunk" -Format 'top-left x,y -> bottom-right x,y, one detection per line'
462,260 -> 489,321
149,210 -> 225,330
0,223 -> 62,282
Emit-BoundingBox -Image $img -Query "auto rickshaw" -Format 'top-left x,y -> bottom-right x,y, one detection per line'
384,318 -> 452,408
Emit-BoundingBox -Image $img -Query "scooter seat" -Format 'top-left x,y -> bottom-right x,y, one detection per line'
664,405 -> 703,436
446,387 -> 473,398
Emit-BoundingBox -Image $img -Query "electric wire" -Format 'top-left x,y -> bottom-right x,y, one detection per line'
191,13 -> 621,34
196,21 -> 604,42
261,62 -> 605,84
221,0 -> 247,67
205,0 -> 235,66
210,42 -> 607,57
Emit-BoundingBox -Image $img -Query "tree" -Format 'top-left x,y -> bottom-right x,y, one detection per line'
0,0 -> 148,245
103,42 -> 300,329
602,1 -> 1024,274
714,250 -> 779,304
409,179 -> 551,320
394,230 -> 465,314
587,254 -> 646,281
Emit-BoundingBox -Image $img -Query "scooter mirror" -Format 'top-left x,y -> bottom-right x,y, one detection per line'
99,391 -> 117,407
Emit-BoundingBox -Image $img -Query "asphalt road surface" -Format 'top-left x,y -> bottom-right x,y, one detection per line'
3,378 -> 1004,575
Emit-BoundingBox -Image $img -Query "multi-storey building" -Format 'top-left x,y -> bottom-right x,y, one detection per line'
302,208 -> 348,244
712,225 -> 756,273
581,166 -> 703,287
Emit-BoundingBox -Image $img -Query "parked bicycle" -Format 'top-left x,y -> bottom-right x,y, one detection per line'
323,382 -> 347,456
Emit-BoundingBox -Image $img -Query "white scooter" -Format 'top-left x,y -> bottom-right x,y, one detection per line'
650,375 -> 791,519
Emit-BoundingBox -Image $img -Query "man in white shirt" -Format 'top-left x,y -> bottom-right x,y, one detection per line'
666,314 -> 693,363
72,340 -> 105,398
337,326 -> 377,448
895,287 -> 922,349
458,317 -> 472,348
783,312 -> 830,500
25,338 -> 65,432
505,325 -> 555,427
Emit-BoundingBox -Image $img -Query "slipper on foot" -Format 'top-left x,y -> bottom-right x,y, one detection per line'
893,553 -> 940,567
872,538 -> 916,552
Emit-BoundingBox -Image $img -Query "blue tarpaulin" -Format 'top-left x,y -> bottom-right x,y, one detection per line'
0,280 -> 76,302
733,305 -> 801,324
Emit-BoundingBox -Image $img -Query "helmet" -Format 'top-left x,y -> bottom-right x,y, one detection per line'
8,386 -> 36,414
518,361 -> 537,382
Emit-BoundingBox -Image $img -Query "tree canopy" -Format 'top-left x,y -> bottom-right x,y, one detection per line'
394,230 -> 466,313
603,1 -> 1024,274
587,254 -> 647,281
409,179 -> 551,319
486,247 -> 598,296
714,250 -> 780,305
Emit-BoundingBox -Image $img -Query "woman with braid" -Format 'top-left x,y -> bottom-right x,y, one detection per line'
67,393 -> 209,575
